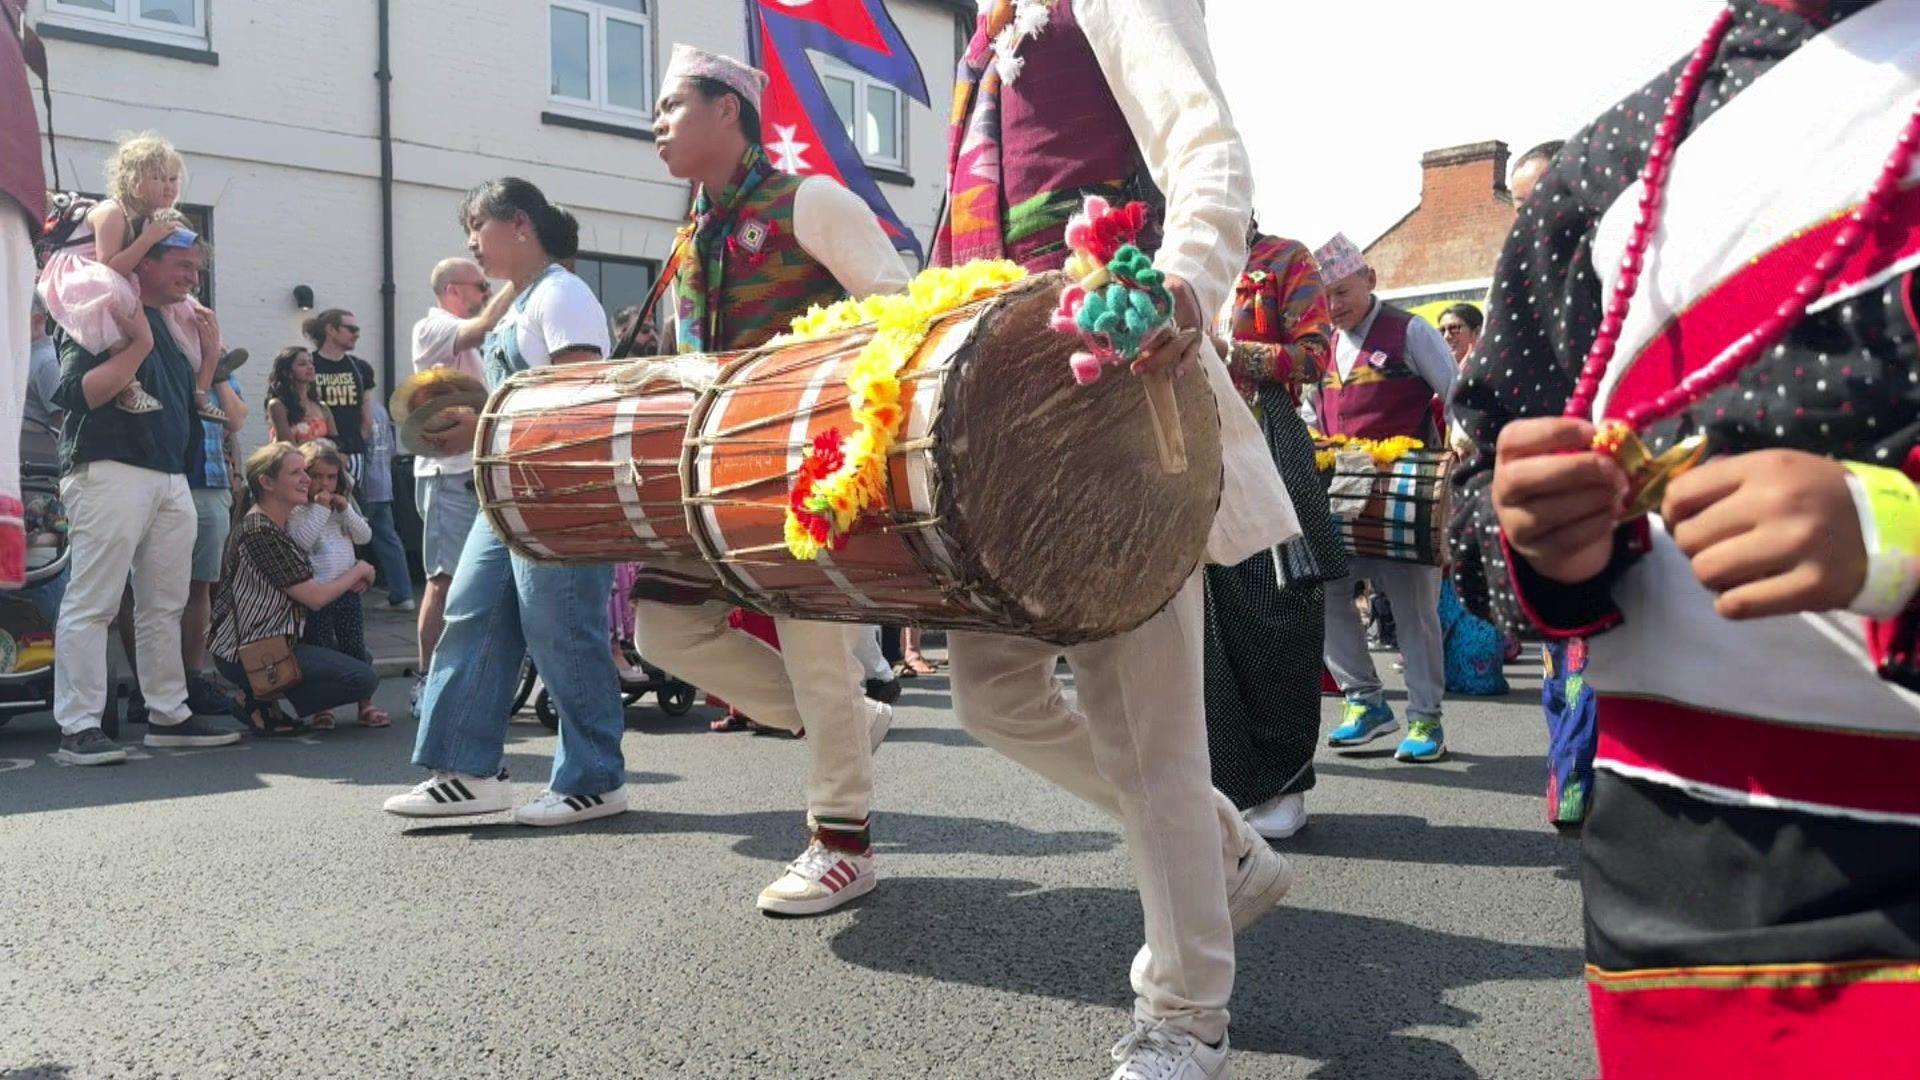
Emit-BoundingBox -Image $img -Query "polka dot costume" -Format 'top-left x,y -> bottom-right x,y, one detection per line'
1448,0 -> 1914,636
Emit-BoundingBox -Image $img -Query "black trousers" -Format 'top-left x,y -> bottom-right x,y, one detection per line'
1202,552 -> 1327,810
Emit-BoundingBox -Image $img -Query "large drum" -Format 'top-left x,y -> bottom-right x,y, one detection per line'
477,272 -> 1224,646
472,361 -> 709,586
1319,446 -> 1454,566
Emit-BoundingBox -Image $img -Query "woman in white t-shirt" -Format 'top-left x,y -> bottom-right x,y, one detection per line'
382,177 -> 630,828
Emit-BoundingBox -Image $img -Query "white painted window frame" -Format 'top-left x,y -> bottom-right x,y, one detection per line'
41,0 -> 209,46
547,0 -> 653,126
816,57 -> 906,171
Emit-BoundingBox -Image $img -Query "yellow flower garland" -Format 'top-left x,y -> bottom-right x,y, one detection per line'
1312,433 -> 1428,473
776,260 -> 1028,560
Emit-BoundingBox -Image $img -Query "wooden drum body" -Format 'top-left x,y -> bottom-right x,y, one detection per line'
1320,448 -> 1454,566
473,364 -> 709,583
682,273 -> 1223,645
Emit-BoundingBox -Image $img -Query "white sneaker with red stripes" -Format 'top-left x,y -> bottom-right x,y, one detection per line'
756,839 -> 876,916
513,785 -> 630,827
382,770 -> 513,817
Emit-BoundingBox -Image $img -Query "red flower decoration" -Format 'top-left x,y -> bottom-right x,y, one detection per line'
1084,201 -> 1149,263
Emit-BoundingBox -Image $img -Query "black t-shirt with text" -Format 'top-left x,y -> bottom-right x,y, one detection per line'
311,352 -> 369,454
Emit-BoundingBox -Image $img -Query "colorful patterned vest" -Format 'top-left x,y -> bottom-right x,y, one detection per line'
676,169 -> 846,352
932,0 -> 1157,271
1317,303 -> 1440,442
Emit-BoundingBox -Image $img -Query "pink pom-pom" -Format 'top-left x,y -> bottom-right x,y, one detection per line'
1051,285 -> 1086,332
1081,195 -> 1112,220
1063,221 -> 1096,260
1070,351 -> 1105,385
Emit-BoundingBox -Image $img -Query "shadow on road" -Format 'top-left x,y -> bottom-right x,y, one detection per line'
3,1066 -> 75,1080
0,715 -> 685,818
412,807 -> 1120,862
876,725 -> 979,749
1316,750 -> 1552,800
828,876 -> 1579,1078
1285,813 -> 1580,869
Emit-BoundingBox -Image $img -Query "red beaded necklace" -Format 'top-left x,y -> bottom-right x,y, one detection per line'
1565,7 -> 1920,512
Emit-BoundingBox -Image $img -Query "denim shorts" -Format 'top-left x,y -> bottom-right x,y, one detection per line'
416,472 -> 479,579
190,486 -> 233,583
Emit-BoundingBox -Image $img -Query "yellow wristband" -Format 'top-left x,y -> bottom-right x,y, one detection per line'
1844,462 -> 1920,618
1844,462 -> 1920,557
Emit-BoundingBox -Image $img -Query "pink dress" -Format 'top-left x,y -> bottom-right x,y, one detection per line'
36,201 -> 205,368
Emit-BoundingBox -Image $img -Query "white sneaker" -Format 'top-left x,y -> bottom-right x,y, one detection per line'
513,785 -> 630,827
868,701 -> 894,752
756,840 -> 876,916
1133,835 -> 1294,986
382,770 -> 513,817
1244,792 -> 1307,841
1109,1019 -> 1230,1080
1226,828 -> 1295,932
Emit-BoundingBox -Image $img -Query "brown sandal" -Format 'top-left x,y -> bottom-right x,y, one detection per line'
358,705 -> 391,728
310,710 -> 336,731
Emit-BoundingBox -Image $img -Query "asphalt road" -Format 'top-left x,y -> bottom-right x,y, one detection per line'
0,652 -> 1591,1079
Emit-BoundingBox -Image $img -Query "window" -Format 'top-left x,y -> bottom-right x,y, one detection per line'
573,253 -> 660,337
549,0 -> 652,123
816,57 -> 905,170
45,0 -> 207,43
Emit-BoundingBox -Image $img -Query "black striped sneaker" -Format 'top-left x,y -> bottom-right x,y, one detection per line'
512,785 -> 629,827
382,770 -> 512,817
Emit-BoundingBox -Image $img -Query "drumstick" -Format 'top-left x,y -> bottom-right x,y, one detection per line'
1142,370 -> 1188,475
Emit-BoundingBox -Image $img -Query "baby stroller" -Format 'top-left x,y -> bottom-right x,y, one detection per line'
515,644 -> 698,731
0,417 -> 130,735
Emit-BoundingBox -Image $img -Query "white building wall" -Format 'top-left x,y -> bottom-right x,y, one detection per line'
31,0 -> 966,451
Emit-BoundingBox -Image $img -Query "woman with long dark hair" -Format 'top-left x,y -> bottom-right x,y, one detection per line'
381,177 -> 630,827
265,345 -> 333,444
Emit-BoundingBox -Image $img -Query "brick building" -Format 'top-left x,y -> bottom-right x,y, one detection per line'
1363,140 -> 1517,312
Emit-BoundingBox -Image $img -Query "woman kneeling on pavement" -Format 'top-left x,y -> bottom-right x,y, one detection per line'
208,442 -> 381,734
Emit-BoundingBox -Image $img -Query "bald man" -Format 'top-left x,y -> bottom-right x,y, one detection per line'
407,258 -> 516,708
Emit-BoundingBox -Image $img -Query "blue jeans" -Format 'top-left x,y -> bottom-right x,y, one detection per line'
410,517 -> 626,796
362,500 -> 414,605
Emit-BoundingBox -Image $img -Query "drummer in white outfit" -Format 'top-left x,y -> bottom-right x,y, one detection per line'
634,46 -> 908,918
931,3 -> 1300,1075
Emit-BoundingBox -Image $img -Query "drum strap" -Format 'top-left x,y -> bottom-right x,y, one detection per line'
612,222 -> 695,360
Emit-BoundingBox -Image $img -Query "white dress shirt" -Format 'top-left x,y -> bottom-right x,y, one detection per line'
1077,0 -> 1299,565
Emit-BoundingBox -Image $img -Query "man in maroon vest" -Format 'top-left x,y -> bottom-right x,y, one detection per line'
1,0 -> 44,594
1311,233 -> 1458,763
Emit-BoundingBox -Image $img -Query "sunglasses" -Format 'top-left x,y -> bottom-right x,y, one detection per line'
1439,324 -> 1473,335
341,325 -> 363,334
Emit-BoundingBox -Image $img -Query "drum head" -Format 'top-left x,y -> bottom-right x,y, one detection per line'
932,274 -> 1224,645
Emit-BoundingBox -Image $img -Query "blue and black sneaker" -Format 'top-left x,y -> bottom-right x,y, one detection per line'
1327,696 -> 1399,748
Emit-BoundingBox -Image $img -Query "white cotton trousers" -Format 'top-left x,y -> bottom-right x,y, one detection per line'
633,600 -> 880,822
0,211 -> 31,588
55,461 -> 196,733
851,625 -> 892,682
947,574 -> 1247,1043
